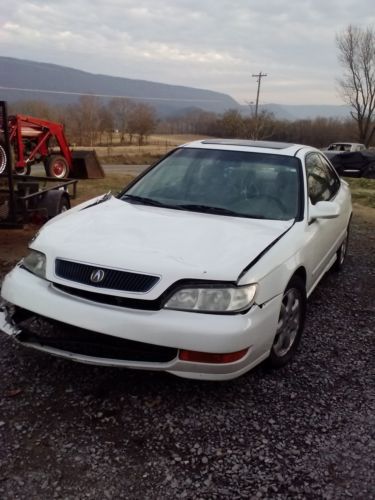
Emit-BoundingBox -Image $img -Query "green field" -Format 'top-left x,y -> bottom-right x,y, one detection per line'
346,177 -> 375,208
73,173 -> 134,205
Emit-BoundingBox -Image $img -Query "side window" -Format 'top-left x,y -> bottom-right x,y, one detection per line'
305,153 -> 340,204
318,154 -> 341,194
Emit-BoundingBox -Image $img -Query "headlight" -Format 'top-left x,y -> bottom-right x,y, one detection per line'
164,284 -> 257,313
22,250 -> 46,279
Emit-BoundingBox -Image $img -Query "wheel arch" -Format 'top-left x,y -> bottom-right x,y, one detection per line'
289,266 -> 307,291
37,190 -> 70,219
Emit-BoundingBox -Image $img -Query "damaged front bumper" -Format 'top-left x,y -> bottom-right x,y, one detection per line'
0,301 -> 265,380
0,266 -> 281,380
0,301 -> 23,337
0,300 -> 179,368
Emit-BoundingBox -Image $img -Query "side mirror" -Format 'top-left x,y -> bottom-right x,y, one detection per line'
309,201 -> 340,222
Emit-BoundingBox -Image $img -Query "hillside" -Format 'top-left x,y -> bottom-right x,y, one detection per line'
0,56 -> 238,116
0,56 -> 351,119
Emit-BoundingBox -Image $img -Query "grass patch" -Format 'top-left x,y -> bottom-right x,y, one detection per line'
78,134 -> 209,165
345,177 -> 375,209
73,173 -> 135,205
99,152 -> 162,165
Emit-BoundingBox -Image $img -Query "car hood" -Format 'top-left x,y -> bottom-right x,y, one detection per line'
34,197 -> 293,296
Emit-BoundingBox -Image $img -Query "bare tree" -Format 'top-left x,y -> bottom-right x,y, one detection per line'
10,100 -> 58,121
220,110 -> 245,138
98,106 -> 114,145
67,96 -> 101,146
336,25 -> 375,146
244,109 -> 275,140
127,103 -> 157,145
109,98 -> 135,144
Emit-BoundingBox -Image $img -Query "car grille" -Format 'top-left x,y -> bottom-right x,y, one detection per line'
55,258 -> 159,293
53,284 -> 162,310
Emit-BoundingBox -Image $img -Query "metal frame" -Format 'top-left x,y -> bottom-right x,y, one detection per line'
1,101 -> 78,229
0,101 -> 19,227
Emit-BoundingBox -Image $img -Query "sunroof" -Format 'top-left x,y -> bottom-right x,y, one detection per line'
201,139 -> 293,149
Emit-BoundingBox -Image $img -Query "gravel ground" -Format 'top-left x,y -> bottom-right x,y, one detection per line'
0,209 -> 374,500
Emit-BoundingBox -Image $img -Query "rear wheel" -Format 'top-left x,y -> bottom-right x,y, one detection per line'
0,141 -> 6,174
58,196 -> 70,214
45,155 -> 69,179
363,165 -> 375,179
268,276 -> 306,368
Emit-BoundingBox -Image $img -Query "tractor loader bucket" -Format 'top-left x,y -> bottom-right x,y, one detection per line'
71,150 -> 105,179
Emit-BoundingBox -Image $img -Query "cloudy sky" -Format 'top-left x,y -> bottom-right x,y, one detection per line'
1,0 -> 374,105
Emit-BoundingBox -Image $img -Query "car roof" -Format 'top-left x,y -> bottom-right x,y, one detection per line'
329,142 -> 364,146
181,139 -> 307,156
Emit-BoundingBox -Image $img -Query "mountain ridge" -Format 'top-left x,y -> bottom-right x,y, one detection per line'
0,56 -> 238,115
0,56 -> 351,119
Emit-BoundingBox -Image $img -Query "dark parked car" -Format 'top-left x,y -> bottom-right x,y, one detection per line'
324,151 -> 375,178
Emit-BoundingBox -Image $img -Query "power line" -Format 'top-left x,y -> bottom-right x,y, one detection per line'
0,86 -> 223,103
251,72 -> 267,119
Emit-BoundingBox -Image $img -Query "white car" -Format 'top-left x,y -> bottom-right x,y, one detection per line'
0,140 -> 352,380
325,142 -> 366,153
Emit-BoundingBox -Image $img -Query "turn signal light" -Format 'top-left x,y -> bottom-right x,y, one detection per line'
179,348 -> 249,364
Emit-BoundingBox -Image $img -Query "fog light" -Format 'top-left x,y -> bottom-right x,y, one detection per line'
179,348 -> 249,364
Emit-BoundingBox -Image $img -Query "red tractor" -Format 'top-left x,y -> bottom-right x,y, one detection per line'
0,114 -> 104,179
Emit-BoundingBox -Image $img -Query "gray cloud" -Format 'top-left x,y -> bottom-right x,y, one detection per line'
1,0 -> 374,104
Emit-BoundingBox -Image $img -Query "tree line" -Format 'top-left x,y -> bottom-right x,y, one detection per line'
9,97 -> 158,147
9,96 -> 361,149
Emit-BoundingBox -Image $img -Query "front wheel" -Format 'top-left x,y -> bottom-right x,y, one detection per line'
15,165 -> 31,176
332,225 -> 350,272
45,155 -> 69,178
268,276 -> 306,368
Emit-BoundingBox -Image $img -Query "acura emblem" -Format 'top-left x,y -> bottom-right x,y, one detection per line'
90,269 -> 105,283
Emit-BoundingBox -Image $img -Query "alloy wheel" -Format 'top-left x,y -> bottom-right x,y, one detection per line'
273,288 -> 302,358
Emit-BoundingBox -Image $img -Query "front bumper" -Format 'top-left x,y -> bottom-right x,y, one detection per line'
0,266 -> 282,380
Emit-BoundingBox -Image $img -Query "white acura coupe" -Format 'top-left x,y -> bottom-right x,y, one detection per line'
0,140 -> 352,380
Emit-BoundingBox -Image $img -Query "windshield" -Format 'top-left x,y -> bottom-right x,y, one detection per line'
121,148 -> 301,221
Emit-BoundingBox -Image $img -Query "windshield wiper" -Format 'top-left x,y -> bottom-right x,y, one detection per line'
177,204 -> 239,216
123,198 -> 265,219
122,194 -> 174,208
177,204 -> 266,219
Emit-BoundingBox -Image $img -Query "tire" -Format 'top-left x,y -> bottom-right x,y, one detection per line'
58,195 -> 70,214
332,224 -> 350,272
267,276 -> 306,368
45,155 -> 69,179
0,141 -> 6,175
0,139 -> 26,175
15,165 -> 31,176
363,165 -> 375,179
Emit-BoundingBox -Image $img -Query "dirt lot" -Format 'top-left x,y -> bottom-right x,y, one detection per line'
0,204 -> 374,499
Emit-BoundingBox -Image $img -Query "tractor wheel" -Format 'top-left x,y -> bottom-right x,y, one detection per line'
45,155 -> 69,179
0,138 -> 23,175
0,140 -> 6,175
15,165 -> 31,176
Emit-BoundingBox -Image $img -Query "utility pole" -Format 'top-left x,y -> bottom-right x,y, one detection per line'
252,72 -> 267,119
